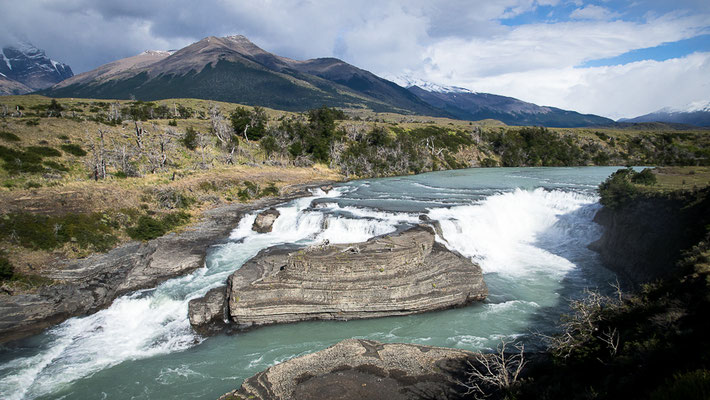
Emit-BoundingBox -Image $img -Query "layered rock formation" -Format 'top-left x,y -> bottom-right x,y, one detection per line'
219,339 -> 473,400
189,225 -> 487,332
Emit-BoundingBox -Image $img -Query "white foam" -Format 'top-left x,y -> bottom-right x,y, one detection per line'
428,188 -> 598,276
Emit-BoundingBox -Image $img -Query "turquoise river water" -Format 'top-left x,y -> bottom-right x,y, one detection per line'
0,167 -> 622,399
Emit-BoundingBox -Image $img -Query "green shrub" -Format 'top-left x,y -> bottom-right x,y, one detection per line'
631,168 -> 657,185
260,183 -> 279,197
0,145 -> 45,173
44,160 -> 69,172
126,212 -> 190,241
0,212 -> 119,252
0,131 -> 21,142
168,119 -> 178,126
61,144 -> 87,157
26,146 -> 61,157
598,168 -> 638,209
181,126 -> 198,150
0,256 -> 14,281
25,118 -> 40,126
651,370 -> 710,400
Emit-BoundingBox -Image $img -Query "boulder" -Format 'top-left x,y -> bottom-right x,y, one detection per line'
188,286 -> 228,335
188,225 -> 487,332
219,339 -> 473,400
252,208 -> 280,233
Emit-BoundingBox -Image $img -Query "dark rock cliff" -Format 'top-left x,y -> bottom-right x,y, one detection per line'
589,187 -> 710,286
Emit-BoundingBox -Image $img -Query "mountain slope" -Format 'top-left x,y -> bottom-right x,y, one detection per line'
407,84 -> 613,127
43,36 -> 446,116
0,75 -> 32,95
620,101 -> 710,127
0,42 -> 73,91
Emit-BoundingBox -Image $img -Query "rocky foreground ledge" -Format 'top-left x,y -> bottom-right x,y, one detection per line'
219,339 -> 473,400
189,225 -> 487,333
0,182 -> 334,343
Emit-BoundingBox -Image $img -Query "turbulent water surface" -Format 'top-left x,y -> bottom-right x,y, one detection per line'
0,167 -> 620,399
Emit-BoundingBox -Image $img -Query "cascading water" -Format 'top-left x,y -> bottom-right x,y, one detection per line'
0,167 -> 620,400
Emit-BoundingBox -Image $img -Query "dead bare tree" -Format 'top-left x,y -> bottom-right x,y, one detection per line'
109,102 -> 121,122
208,103 -> 232,146
540,283 -> 624,360
134,122 -> 145,151
85,128 -> 106,180
460,340 -> 526,399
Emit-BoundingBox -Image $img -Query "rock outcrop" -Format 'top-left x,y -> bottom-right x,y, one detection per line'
189,225 -> 486,332
590,187 -> 710,286
252,208 -> 280,233
219,339 -> 473,400
0,182 -> 335,343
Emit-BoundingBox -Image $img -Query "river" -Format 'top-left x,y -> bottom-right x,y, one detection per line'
0,167 -> 620,399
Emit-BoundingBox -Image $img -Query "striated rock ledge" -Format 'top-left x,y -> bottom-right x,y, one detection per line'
189,225 -> 487,332
0,182 -> 335,344
219,338 -> 473,400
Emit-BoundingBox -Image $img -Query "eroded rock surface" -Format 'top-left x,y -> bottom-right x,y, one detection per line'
252,208 -> 280,233
219,339 -> 473,400
189,225 -> 487,332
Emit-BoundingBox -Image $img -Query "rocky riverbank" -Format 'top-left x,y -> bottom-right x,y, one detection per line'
189,224 -> 487,334
219,339 -> 474,400
0,182 -> 336,343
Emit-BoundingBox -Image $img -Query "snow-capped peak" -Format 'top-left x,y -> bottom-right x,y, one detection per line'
141,50 -> 175,56
384,73 -> 475,94
662,100 -> 710,114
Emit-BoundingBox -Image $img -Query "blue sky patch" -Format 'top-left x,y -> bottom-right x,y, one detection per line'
580,34 -> 710,67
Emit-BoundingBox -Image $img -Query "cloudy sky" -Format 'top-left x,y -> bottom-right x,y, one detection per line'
1,0 -> 709,119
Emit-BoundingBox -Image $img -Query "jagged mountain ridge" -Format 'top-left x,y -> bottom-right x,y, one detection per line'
619,101 -> 710,127
0,42 -> 73,91
42,35 -> 613,126
44,36 -> 445,115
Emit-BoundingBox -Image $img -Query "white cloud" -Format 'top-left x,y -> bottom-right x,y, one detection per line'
452,52 -> 710,119
570,5 -> 619,20
0,0 -> 708,118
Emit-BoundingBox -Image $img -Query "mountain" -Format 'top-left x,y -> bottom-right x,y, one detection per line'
619,101 -> 710,127
0,42 -> 73,91
0,74 -> 32,95
400,79 -> 613,128
43,36 -> 444,116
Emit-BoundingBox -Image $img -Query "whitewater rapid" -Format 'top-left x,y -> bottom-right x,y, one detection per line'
0,172 -> 611,400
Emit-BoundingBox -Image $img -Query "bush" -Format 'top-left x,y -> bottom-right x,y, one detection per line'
598,168 -> 638,209
261,183 -> 279,197
44,160 -> 69,172
26,146 -> 61,157
0,131 -> 21,142
0,145 -> 45,173
181,127 -> 198,150
651,370 -> 710,400
61,144 -> 87,157
0,212 -> 119,252
0,256 -> 14,281
631,168 -> 657,185
126,212 -> 190,241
